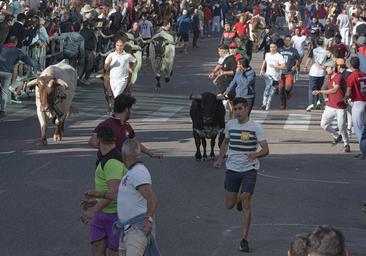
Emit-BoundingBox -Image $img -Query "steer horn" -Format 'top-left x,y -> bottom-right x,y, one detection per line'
25,78 -> 38,87
216,95 -> 226,101
56,79 -> 68,88
189,94 -> 202,100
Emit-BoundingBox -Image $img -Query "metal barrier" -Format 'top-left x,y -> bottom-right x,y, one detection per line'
13,37 -> 65,99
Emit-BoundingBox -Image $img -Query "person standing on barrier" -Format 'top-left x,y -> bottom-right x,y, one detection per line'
214,97 -> 269,253
0,36 -> 39,115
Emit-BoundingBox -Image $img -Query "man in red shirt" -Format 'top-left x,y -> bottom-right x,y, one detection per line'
233,15 -> 248,38
333,35 -> 350,59
88,94 -> 161,160
203,4 -> 212,37
313,60 -> 350,152
345,57 -> 366,157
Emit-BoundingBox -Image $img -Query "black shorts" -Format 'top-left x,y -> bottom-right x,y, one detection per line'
224,169 -> 257,194
178,33 -> 189,42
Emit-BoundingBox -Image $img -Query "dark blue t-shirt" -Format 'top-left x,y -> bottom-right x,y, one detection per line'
278,47 -> 300,74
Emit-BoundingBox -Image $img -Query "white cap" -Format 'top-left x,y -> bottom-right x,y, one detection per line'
182,9 -> 187,15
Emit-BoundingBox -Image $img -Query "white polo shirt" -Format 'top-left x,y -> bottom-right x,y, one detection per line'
105,51 -> 136,80
117,162 -> 151,223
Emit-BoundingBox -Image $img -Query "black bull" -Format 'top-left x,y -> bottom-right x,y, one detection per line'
190,92 -> 226,161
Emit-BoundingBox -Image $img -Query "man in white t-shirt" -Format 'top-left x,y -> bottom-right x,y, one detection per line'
214,97 -> 269,253
304,38 -> 328,111
292,27 -> 308,64
117,139 -> 159,255
337,9 -> 350,46
259,43 -> 286,110
105,38 -> 136,98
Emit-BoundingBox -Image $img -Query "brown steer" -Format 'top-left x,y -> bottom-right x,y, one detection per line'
27,60 -> 77,145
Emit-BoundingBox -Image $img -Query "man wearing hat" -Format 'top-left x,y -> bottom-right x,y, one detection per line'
229,42 -> 243,61
336,58 -> 353,138
312,60 -> 350,152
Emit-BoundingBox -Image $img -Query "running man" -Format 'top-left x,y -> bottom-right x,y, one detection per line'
312,60 -> 350,152
214,97 -> 269,252
344,57 -> 366,159
278,35 -> 300,110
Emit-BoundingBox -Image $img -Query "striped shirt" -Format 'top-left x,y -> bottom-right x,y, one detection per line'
225,119 -> 265,172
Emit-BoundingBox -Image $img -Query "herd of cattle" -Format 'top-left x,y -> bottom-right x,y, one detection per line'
25,32 -> 227,161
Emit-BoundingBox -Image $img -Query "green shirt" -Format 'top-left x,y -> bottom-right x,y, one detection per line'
95,148 -> 126,213
238,48 -> 249,59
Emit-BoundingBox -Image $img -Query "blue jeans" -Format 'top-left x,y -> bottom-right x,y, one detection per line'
308,75 -> 325,106
360,126 -> 366,156
0,71 -> 13,111
262,75 -> 277,107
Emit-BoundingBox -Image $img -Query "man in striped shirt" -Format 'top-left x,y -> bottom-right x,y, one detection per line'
214,97 -> 269,252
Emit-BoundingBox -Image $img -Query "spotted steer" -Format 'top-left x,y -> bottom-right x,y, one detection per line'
26,60 -> 77,145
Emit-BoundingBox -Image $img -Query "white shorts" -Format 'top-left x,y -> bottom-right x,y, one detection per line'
110,77 -> 128,98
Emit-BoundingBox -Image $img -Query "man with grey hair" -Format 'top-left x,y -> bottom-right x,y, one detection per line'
85,139 -> 161,255
116,139 -> 160,255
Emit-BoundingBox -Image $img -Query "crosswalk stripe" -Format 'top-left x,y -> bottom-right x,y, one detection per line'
143,106 -> 183,122
1,107 -> 35,122
284,114 -> 312,131
250,110 -> 268,124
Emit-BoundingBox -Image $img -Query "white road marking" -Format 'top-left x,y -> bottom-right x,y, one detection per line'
69,115 -> 108,128
143,106 -> 183,122
0,150 -> 15,155
250,110 -> 268,124
258,173 -> 349,184
1,107 -> 35,121
284,114 -> 311,131
29,160 -> 53,175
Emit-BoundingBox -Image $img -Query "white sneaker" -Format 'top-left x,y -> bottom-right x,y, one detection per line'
11,99 -> 22,104
8,85 -> 17,94
306,104 -> 314,112
265,105 -> 270,111
316,100 -> 322,109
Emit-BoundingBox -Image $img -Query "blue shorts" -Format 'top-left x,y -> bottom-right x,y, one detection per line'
224,169 -> 257,194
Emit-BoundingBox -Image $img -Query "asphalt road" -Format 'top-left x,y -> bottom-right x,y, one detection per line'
1,35 -> 366,256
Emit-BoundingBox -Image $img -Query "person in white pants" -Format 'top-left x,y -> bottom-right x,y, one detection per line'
337,9 -> 350,46
345,57 -> 366,158
260,43 -> 286,110
105,38 -> 136,98
313,60 -> 350,152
